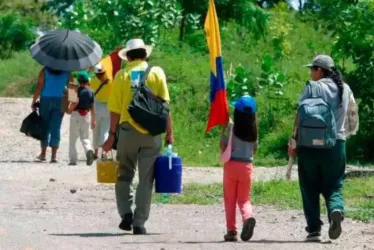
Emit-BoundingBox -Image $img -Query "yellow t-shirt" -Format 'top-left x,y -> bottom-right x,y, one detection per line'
90,76 -> 113,103
107,60 -> 170,134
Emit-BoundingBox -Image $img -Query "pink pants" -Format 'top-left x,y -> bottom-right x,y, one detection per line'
224,160 -> 253,231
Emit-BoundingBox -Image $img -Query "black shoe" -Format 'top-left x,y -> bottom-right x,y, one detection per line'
241,217 -> 256,241
119,213 -> 133,231
306,231 -> 321,242
329,210 -> 343,240
133,227 -> 147,235
86,150 -> 94,166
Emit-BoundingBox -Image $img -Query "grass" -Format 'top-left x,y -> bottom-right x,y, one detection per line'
153,176 -> 374,222
0,51 -> 41,96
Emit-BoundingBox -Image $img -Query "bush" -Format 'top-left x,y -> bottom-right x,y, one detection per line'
0,11 -> 34,59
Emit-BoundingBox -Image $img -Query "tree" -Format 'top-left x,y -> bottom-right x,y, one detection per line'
0,11 -> 34,59
305,0 -> 374,160
256,0 -> 286,8
43,0 -> 76,15
0,0 -> 56,28
0,0 -> 56,59
59,0 -> 185,52
178,0 -> 269,41
302,0 -> 358,13
330,2 -> 374,160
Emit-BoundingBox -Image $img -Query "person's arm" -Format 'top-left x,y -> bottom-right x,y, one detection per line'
67,101 -> 78,114
286,84 -> 310,178
32,68 -> 45,109
64,73 -> 76,110
220,141 -> 227,152
102,72 -> 123,152
109,112 -> 120,135
220,123 -> 231,152
291,113 -> 298,139
155,66 -> 174,144
288,83 -> 310,156
166,113 -> 174,145
219,124 -> 228,152
102,112 -> 120,152
69,73 -> 74,83
286,113 -> 298,179
64,73 -> 74,95
291,82 -> 310,136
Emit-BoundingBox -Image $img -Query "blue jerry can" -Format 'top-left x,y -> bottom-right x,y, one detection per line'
155,153 -> 183,194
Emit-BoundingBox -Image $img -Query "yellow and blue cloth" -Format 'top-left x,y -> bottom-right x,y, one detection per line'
205,0 -> 229,132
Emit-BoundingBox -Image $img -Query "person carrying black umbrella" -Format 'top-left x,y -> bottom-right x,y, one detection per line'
29,30 -> 103,162
32,67 -> 73,163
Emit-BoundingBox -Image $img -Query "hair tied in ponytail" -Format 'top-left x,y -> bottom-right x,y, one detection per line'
331,67 -> 344,103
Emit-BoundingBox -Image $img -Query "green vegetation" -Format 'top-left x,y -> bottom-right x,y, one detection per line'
1,0 -> 374,166
153,177 -> 374,222
0,52 -> 39,95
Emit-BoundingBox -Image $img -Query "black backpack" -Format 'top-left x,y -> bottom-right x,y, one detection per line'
128,66 -> 169,136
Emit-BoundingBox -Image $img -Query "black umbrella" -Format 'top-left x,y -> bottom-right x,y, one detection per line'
30,29 -> 103,71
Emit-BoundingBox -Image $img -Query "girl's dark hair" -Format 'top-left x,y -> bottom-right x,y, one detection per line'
312,66 -> 344,102
233,109 -> 258,142
126,49 -> 147,61
46,67 -> 62,75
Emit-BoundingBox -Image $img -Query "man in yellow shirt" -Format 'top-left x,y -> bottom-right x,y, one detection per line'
90,63 -> 113,159
103,39 -> 174,235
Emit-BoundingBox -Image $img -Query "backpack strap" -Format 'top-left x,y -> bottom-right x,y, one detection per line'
139,65 -> 153,87
94,79 -> 109,96
308,81 -> 321,98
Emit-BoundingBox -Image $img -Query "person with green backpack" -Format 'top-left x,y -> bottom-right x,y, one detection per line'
288,55 -> 358,242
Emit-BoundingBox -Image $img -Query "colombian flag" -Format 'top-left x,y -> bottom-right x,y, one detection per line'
99,48 -> 123,81
205,0 -> 229,132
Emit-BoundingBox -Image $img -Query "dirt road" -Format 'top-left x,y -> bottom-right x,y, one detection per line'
0,98 -> 373,250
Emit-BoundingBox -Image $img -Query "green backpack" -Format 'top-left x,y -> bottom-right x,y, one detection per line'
297,81 -> 337,149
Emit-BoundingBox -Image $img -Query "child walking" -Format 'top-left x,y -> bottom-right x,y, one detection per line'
220,95 -> 258,242
68,71 -> 96,166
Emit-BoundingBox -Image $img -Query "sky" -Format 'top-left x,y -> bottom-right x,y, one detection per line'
289,0 -> 301,9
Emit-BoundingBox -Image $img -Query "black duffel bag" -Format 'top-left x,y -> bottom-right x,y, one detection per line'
20,108 -> 46,141
128,66 -> 169,136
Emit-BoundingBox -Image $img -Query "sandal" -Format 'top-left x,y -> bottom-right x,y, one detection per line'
224,231 -> 238,242
50,159 -> 58,164
35,155 -> 47,162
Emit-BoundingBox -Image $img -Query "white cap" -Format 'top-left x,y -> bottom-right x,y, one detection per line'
94,63 -> 105,74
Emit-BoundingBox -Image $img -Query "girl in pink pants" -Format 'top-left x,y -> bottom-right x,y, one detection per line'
220,95 -> 258,242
